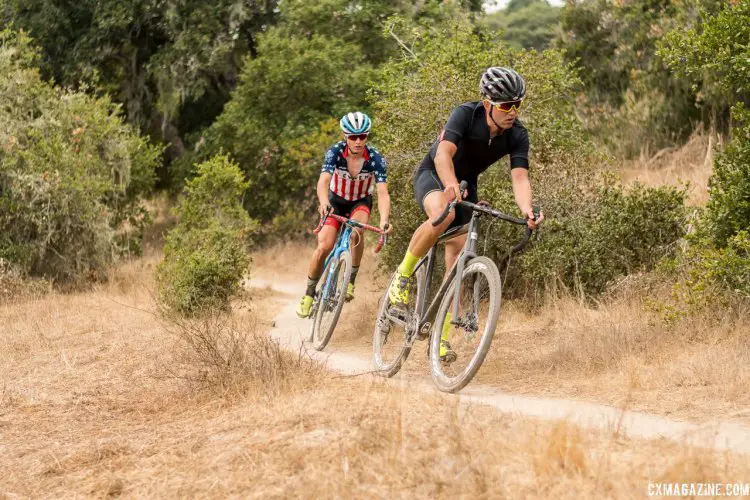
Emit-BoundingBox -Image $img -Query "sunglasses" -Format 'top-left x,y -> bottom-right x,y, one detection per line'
346,133 -> 369,141
488,99 -> 523,112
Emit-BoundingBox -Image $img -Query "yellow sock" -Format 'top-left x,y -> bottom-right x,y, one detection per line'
441,312 -> 452,341
397,250 -> 419,278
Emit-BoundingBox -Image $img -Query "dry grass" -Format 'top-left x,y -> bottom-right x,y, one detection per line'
162,307 -> 322,399
253,245 -> 750,425
2,254 -> 750,497
251,240 -> 312,282
619,130 -> 714,205
476,292 -> 750,422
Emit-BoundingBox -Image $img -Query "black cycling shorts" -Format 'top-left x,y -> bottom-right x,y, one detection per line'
325,192 -> 372,230
414,168 -> 477,229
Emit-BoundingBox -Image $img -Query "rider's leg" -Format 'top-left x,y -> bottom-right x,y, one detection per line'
443,233 -> 467,280
389,191 -> 454,307
346,205 -> 370,301
397,190 -> 455,277
297,224 -> 337,318
349,205 -> 370,270
437,233 -> 466,362
307,224 -> 338,284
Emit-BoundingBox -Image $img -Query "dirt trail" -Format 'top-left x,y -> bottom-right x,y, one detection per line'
251,277 -> 750,455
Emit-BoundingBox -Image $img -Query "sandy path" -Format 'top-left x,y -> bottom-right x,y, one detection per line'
251,277 -> 750,455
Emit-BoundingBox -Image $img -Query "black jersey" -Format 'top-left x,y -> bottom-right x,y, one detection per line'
418,101 -> 529,183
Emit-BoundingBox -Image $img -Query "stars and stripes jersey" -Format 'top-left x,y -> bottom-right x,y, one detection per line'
321,141 -> 387,201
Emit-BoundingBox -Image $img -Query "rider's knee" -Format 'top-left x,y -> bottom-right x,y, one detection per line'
319,242 -> 335,255
436,209 -> 456,229
317,237 -> 335,255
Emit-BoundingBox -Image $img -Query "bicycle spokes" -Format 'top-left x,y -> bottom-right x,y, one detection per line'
430,257 -> 502,393
372,271 -> 419,377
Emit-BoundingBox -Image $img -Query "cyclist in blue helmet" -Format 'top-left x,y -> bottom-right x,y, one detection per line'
296,112 -> 393,318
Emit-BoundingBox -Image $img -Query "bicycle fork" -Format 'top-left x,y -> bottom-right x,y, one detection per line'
449,218 -> 479,326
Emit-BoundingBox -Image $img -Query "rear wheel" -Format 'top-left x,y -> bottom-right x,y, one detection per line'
310,251 -> 352,351
429,256 -> 501,393
372,269 -> 422,377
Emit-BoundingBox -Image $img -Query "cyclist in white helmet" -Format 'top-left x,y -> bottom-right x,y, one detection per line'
296,112 -> 393,318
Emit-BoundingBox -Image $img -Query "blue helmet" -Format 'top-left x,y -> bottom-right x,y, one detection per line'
340,111 -> 372,134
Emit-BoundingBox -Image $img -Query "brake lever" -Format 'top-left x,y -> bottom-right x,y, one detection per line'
532,206 -> 542,242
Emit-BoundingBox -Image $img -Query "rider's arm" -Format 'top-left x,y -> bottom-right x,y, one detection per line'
317,172 -> 332,207
434,104 -> 472,200
511,167 -> 544,228
376,182 -> 391,228
508,126 -> 542,227
510,167 -> 533,215
434,141 -> 461,199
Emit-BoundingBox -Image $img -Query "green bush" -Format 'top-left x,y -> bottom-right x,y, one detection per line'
654,231 -> 750,323
653,0 -> 750,317
197,30 -> 372,225
370,22 -> 687,299
0,29 -> 161,284
157,154 -> 256,314
704,105 -> 750,247
516,179 -> 687,296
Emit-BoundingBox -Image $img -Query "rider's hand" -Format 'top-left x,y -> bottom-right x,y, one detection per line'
444,183 -> 465,202
526,209 -> 545,230
318,202 -> 332,219
380,222 -> 393,235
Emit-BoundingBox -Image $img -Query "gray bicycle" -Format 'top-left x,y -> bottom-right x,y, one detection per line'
372,181 -> 539,393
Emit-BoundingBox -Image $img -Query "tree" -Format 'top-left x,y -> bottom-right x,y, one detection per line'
0,29 -> 161,283
484,0 -> 560,51
556,0 -> 710,156
201,31 -> 371,225
191,0 -> 481,231
660,0 -> 750,247
0,0 -> 279,183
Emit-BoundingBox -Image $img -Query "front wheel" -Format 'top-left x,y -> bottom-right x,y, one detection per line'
310,251 -> 352,351
429,256 -> 502,393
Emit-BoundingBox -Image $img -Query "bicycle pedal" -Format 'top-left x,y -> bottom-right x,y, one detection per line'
387,306 -> 408,322
440,352 -> 458,364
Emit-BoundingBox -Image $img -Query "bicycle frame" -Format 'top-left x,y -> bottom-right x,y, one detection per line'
312,212 -> 386,309
319,224 -> 353,302
411,213 -> 480,334
407,198 -> 536,335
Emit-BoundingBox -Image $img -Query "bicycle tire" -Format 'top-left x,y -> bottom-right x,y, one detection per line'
310,251 -> 352,351
429,256 -> 502,393
306,257 -> 332,343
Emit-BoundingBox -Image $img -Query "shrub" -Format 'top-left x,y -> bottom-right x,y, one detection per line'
654,0 -> 750,317
704,105 -> 750,248
0,29 -> 161,284
163,311 -> 322,398
515,179 -> 687,297
0,258 -> 49,303
157,154 -> 256,314
370,21 -> 687,298
654,231 -> 750,323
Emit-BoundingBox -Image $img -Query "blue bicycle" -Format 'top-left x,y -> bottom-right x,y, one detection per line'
306,211 -> 387,351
